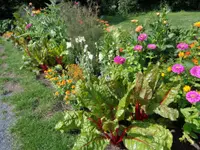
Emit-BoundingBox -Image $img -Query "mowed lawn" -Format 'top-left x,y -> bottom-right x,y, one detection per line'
104,11 -> 200,30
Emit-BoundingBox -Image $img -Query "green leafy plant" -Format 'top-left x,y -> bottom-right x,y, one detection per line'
56,65 -> 181,149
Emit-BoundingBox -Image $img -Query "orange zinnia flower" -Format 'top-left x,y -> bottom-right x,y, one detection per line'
106,28 -> 110,32
135,25 -> 143,32
119,48 -> 123,52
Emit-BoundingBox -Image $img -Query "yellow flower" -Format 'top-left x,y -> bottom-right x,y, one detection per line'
131,19 -> 138,23
178,52 -> 184,58
163,20 -> 167,24
72,90 -> 76,94
194,22 -> 200,27
32,9 -> 41,14
167,67 -> 172,72
65,90 -> 70,95
47,69 -> 53,72
67,79 -> 72,84
156,12 -> 160,16
183,85 -> 191,93
71,85 -> 75,89
55,91 -> 59,96
161,73 -> 165,77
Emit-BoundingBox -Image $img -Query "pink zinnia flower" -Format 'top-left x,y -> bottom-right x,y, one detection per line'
186,91 -> 200,104
114,56 -> 126,64
26,23 -> 32,29
147,44 -> 157,50
138,33 -> 148,41
172,64 -> 185,74
177,43 -> 189,50
190,66 -> 200,78
134,45 -> 143,51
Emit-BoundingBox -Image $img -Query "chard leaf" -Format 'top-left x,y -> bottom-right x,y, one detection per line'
154,105 -> 179,121
124,123 -> 172,150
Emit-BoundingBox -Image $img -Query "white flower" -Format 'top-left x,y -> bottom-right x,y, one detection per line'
66,42 -> 72,48
87,51 -> 93,60
99,53 -> 103,61
75,36 -> 86,43
50,30 -> 56,37
84,44 -> 88,52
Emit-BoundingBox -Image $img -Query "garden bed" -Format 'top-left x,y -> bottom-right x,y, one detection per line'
1,1 -> 200,150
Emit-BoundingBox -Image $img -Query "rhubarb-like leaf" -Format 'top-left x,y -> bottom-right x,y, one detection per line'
154,105 -> 179,121
159,84 -> 181,106
72,125 -> 109,150
124,123 -> 172,150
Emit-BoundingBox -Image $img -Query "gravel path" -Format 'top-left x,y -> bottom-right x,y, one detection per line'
0,95 -> 16,150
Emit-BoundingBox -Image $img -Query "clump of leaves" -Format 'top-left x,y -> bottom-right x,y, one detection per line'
56,66 -> 180,149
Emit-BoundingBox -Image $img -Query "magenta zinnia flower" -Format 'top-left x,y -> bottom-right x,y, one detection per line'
147,44 -> 157,50
190,66 -> 200,78
26,23 -> 32,29
186,91 -> 200,104
134,45 -> 143,51
138,33 -> 148,41
172,64 -> 185,74
114,56 -> 126,64
177,43 -> 189,50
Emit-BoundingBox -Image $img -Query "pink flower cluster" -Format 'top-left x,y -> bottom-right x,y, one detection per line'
26,23 -> 32,30
177,43 -> 189,50
190,66 -> 200,78
147,44 -> 157,50
134,45 -> 143,51
172,64 -> 185,74
186,91 -> 200,104
137,33 -> 148,41
114,56 -> 126,64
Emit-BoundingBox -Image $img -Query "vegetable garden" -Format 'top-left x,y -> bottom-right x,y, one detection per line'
1,1 -> 200,150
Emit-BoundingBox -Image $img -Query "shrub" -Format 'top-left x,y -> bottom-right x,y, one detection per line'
0,19 -> 13,35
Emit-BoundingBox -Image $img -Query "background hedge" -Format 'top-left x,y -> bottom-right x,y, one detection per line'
1,0 -> 200,20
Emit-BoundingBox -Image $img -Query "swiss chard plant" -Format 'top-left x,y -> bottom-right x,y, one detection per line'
56,65 -> 181,150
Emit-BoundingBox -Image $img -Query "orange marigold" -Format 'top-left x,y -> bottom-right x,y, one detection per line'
65,90 -> 70,95
192,58 -> 199,65
67,64 -> 84,81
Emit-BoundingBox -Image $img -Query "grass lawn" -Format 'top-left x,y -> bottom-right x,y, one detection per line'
0,39 -> 76,150
104,11 -> 200,30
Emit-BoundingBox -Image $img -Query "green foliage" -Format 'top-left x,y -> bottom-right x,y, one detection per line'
180,104 -> 200,144
12,1 -> 69,73
0,19 -> 13,35
124,123 -> 172,150
99,0 -> 200,15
